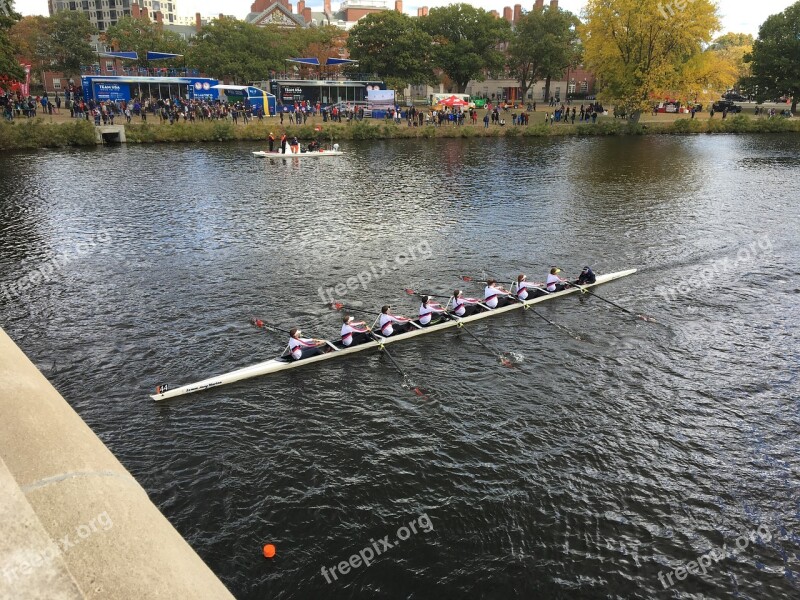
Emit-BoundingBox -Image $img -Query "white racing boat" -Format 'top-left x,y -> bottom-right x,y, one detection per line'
150,269 -> 636,401
252,150 -> 344,158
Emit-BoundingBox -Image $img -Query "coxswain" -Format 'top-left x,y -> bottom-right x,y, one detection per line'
545,267 -> 568,293
448,290 -> 481,317
418,296 -> 448,326
287,328 -> 329,360
268,132 -> 275,152
379,305 -> 414,337
484,279 -> 512,309
514,274 -> 544,301
575,266 -> 596,285
341,315 -> 371,347
280,133 -> 287,154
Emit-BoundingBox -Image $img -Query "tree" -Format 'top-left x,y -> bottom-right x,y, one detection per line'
188,19 -> 289,83
710,32 -> 753,89
47,11 -> 97,77
9,16 -> 50,85
581,0 -> 720,122
746,1 -> 800,112
347,11 -> 434,90
103,16 -> 188,70
0,0 -> 24,81
421,3 -> 510,92
294,25 -> 347,67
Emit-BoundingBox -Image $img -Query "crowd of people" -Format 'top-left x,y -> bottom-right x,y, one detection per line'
1,91 -> 63,121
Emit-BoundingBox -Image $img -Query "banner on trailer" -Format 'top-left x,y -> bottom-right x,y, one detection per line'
367,89 -> 394,107
190,78 -> 218,100
94,82 -> 130,101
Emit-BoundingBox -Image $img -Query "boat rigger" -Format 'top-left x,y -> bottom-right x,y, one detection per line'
150,269 -> 636,402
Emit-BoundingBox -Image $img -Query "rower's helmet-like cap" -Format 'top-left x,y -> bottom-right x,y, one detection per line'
381,305 -> 391,314
290,328 -> 300,337
518,274 -> 526,281
342,315 -> 353,323
454,289 -> 462,297
550,267 -> 561,274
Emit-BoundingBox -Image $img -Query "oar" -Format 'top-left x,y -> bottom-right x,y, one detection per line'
452,320 -> 516,367
403,288 -> 451,299
526,307 -> 583,341
250,317 -> 338,352
460,275 -> 514,285
327,305 -> 431,397
566,282 -> 657,322
368,334 -> 430,398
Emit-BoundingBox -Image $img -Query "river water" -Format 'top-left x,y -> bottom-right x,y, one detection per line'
1,135 -> 798,599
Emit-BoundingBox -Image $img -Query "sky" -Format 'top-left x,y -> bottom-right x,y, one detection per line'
17,0 -> 799,36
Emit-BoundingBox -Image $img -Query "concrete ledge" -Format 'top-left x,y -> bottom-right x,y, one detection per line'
0,328 -> 234,599
94,126 -> 126,144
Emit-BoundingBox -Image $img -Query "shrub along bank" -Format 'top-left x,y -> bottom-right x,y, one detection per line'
1,115 -> 798,150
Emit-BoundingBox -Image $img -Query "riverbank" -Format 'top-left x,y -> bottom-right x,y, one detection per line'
1,114 -> 798,150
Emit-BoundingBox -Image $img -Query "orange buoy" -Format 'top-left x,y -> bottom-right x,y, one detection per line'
263,544 -> 276,559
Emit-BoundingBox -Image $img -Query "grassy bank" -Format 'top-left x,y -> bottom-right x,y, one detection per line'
2,115 -> 799,150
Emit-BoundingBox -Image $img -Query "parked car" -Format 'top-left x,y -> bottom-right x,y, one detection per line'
712,100 -> 742,113
723,92 -> 748,101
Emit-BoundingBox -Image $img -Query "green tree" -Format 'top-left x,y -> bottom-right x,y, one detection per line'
582,0 -> 720,122
746,1 -> 800,112
420,3 -> 510,93
47,11 -> 97,77
103,16 -> 188,70
188,19 -> 290,83
509,6 -> 580,102
347,11 -> 434,89
0,0 -> 24,81
10,16 -> 52,86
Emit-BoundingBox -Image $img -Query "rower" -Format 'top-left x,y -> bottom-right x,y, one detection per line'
288,328 -> 329,360
574,266 -> 596,285
341,315 -> 371,347
484,279 -> 512,309
418,296 -> 448,326
379,305 -> 414,337
514,274 -> 544,301
448,289 -> 481,317
545,267 -> 568,293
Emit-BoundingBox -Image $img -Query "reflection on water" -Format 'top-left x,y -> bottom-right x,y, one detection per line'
1,135 -> 799,599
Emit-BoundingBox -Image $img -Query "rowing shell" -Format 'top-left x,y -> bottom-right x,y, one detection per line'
252,150 -> 344,158
151,269 -> 636,401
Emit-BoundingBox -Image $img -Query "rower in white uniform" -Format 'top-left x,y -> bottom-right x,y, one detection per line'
448,289 -> 481,317
340,315 -> 372,347
484,279 -> 512,309
514,274 -> 545,301
378,305 -> 414,337
288,328 -> 330,360
545,267 -> 568,293
418,296 -> 448,326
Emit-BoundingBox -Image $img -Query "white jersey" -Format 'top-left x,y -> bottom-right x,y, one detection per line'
379,313 -> 406,336
288,337 -> 316,360
341,322 -> 366,346
451,297 -> 467,316
418,302 -> 442,325
484,285 -> 506,309
516,281 -> 538,301
546,273 -> 563,292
